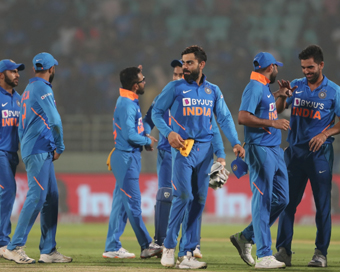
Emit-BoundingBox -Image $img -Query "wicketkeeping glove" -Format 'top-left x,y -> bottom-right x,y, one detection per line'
208,161 -> 230,190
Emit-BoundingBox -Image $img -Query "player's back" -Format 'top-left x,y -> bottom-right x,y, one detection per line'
19,77 -> 60,159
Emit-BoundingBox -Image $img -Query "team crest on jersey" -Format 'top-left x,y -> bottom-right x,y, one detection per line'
318,91 -> 326,99
16,100 -> 20,107
204,87 -> 212,94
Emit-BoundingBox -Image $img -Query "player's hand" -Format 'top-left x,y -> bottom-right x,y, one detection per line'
145,135 -> 158,151
309,133 -> 327,152
272,119 -> 290,130
233,144 -> 245,159
277,80 -> 298,98
53,151 -> 61,161
168,131 -> 185,149
216,157 -> 226,166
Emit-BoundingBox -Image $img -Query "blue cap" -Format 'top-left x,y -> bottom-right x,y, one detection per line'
253,52 -> 283,70
170,59 -> 183,68
0,59 -> 25,73
33,52 -> 58,71
231,157 -> 248,179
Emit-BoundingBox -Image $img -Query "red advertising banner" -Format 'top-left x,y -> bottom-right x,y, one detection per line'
13,173 -> 340,224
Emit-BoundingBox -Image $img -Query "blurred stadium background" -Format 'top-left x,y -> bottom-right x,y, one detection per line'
2,0 -> 340,224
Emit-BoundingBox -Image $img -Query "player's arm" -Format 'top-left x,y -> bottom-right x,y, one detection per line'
309,89 -> 340,152
238,85 -> 289,130
120,104 -> 151,147
152,82 -> 184,148
211,115 -> 226,161
214,87 -> 244,158
36,85 -> 65,155
143,101 -> 155,135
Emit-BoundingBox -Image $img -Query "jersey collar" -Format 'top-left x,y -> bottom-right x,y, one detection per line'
250,71 -> 270,85
0,86 -> 16,96
120,88 -> 138,100
29,77 -> 52,87
302,74 -> 329,88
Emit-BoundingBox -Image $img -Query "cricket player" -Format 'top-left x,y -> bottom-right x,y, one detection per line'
104,67 -> 162,259
230,52 -> 291,269
3,52 -> 72,264
274,45 -> 340,267
152,45 -> 244,269
0,59 -> 25,256
143,59 -> 226,259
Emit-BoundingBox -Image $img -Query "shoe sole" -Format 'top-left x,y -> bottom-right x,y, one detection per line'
274,255 -> 291,267
38,259 -> 73,263
255,265 -> 286,269
308,263 -> 327,267
103,255 -> 135,259
176,264 -> 208,269
230,236 -> 254,266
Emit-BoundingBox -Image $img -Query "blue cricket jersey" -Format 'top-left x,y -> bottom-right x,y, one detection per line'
18,77 -> 64,159
286,75 -> 340,146
152,76 -> 240,147
144,95 -> 226,158
113,88 -> 151,152
239,72 -> 281,146
0,87 -> 21,152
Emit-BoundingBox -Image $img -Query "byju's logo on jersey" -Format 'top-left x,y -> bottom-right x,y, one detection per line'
269,103 -> 275,111
2,110 -> 19,118
138,117 -> 143,126
294,98 -> 301,106
182,98 -> 191,106
2,110 -> 8,118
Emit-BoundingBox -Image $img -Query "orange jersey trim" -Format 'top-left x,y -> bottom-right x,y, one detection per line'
34,177 -> 44,190
171,116 -> 186,131
250,71 -> 270,85
0,184 -> 4,189
171,180 -> 177,190
115,123 -> 122,130
262,127 -> 272,134
119,88 -> 138,101
322,120 -> 335,133
252,182 -> 263,195
31,108 -> 50,129
120,188 -> 132,198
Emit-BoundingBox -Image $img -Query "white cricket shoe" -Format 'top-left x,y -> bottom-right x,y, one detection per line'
0,245 -> 7,257
230,232 -> 255,266
103,247 -> 135,259
141,242 -> 162,258
2,246 -> 36,264
161,247 -> 175,267
39,249 -> 72,263
255,255 -> 286,269
193,245 -> 203,258
274,247 -> 292,266
175,251 -> 207,269
308,249 -> 327,267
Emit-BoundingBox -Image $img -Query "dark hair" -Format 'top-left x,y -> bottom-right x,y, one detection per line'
34,63 -> 48,74
181,45 -> 207,63
120,67 -> 141,90
253,61 -> 268,72
298,45 -> 323,64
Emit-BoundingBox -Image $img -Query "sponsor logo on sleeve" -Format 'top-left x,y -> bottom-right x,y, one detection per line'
41,93 -> 53,100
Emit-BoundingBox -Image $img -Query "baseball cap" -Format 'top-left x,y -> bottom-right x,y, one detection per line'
0,59 -> 25,73
253,52 -> 283,70
33,52 -> 58,71
231,156 -> 248,179
170,59 -> 183,68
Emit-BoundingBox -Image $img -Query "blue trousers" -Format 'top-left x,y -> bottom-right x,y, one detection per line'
276,144 -> 333,256
164,142 -> 213,257
157,149 -> 172,188
242,145 -> 289,258
0,150 -> 19,247
105,149 -> 152,252
8,152 -> 59,254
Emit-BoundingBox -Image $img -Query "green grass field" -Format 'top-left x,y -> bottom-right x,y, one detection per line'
1,223 -> 340,271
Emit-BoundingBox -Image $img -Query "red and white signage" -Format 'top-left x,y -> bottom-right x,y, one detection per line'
13,173 -> 340,223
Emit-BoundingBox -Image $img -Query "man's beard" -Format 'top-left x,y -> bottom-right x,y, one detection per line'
49,71 -> 55,83
269,72 -> 277,84
4,73 -> 17,88
136,86 -> 144,95
183,66 -> 200,82
305,70 -> 320,84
